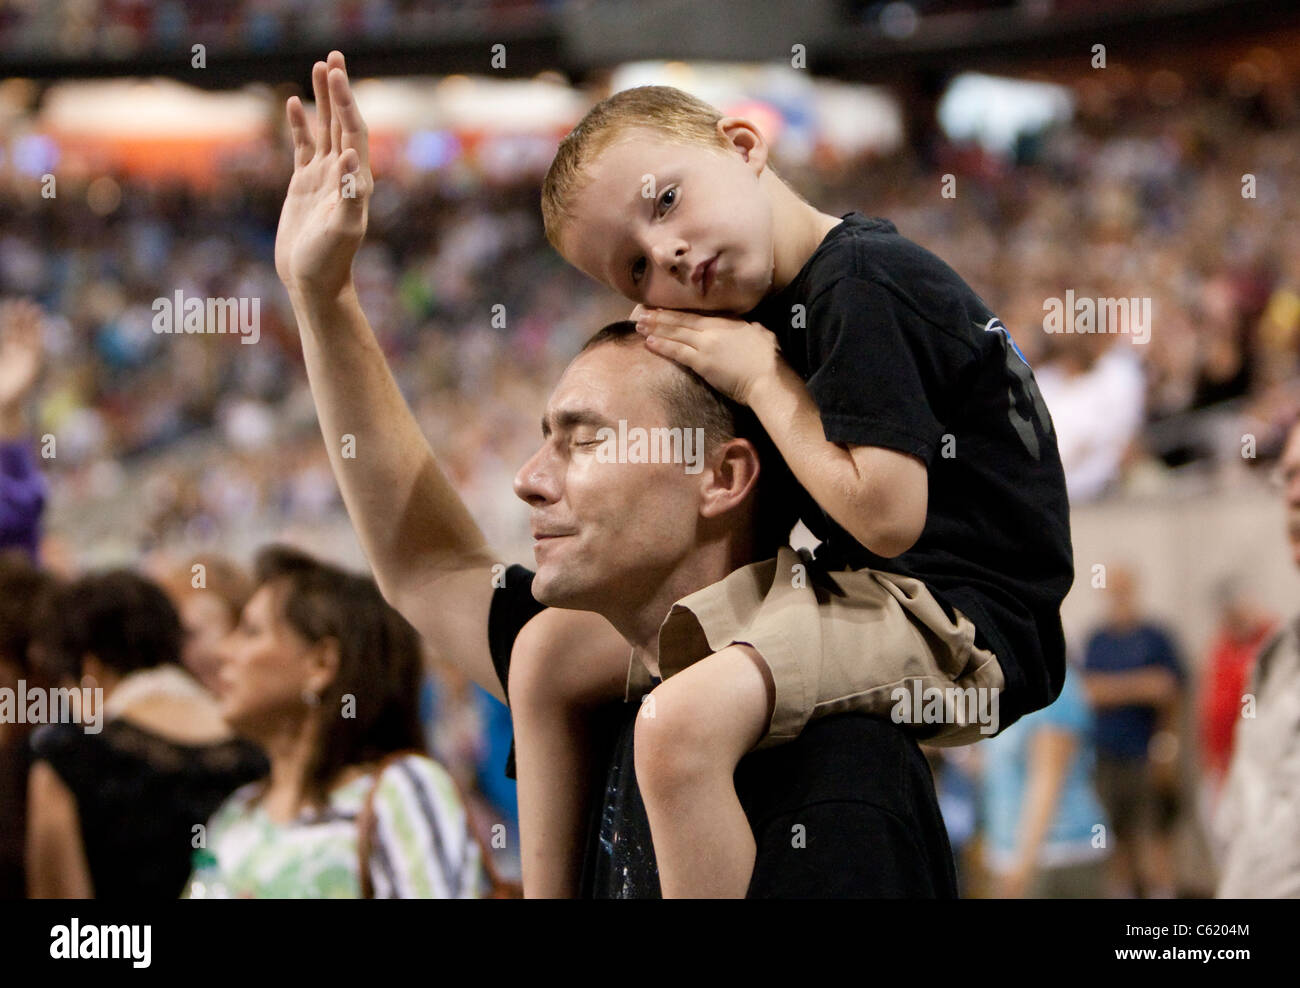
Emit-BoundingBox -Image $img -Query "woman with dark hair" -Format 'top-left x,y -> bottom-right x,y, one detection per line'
26,569 -> 268,898
189,545 -> 490,898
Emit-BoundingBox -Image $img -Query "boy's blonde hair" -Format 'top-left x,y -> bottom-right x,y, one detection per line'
541,85 -> 732,252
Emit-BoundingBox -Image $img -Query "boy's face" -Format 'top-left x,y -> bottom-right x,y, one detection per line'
558,126 -> 776,314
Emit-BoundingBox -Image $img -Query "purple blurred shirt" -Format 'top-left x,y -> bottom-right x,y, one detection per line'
0,439 -> 47,560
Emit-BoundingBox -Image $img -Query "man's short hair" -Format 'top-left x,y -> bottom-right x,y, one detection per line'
580,321 -> 799,558
541,86 -> 731,252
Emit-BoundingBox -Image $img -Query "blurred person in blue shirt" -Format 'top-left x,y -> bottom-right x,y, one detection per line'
1081,565 -> 1184,897
981,668 -> 1110,897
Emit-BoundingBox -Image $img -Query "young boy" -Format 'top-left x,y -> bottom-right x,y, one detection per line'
516,85 -> 1074,897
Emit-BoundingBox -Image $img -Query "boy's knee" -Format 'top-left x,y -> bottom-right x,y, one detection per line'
633,679 -> 718,794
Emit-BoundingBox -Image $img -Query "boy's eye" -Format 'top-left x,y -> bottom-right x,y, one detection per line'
630,256 -> 647,284
656,187 -> 676,215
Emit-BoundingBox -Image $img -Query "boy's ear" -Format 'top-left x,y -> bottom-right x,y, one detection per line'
716,117 -> 768,173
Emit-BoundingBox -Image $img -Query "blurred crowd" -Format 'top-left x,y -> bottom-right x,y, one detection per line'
0,0 -> 558,58
1,80 -> 1296,565
1,72 -> 1299,896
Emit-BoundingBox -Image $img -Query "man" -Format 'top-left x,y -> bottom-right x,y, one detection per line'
1215,420 -> 1300,897
274,51 -> 956,896
1080,565 -> 1184,898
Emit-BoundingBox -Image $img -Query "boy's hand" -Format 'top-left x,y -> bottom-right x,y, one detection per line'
275,50 -> 373,301
631,306 -> 781,406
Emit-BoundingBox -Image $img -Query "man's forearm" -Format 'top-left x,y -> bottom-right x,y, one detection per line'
1082,667 -> 1177,708
289,283 -> 493,592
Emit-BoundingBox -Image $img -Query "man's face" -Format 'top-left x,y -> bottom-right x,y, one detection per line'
1106,566 -> 1138,625
558,127 -> 776,314
513,341 -> 707,613
1280,424 -> 1300,568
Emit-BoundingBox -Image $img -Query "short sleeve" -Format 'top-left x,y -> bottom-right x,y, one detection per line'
487,565 -> 545,781
1149,627 -> 1184,681
367,756 -> 486,899
487,564 -> 546,697
28,723 -> 84,790
1080,632 -> 1106,671
803,277 -> 949,462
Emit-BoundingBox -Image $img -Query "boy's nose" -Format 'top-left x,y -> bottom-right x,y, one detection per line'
651,240 -> 688,276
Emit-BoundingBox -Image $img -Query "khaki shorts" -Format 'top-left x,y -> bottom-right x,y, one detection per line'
627,545 -> 1005,748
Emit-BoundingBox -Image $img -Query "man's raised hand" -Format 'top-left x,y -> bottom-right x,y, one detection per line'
275,51 -> 373,300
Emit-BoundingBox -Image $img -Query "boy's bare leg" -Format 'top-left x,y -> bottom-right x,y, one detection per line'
634,643 -> 775,898
508,608 -> 629,897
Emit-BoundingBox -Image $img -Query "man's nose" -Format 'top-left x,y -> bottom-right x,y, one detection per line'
514,444 -> 558,505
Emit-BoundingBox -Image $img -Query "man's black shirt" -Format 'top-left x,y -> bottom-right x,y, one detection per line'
744,213 -> 1075,727
488,564 -> 958,898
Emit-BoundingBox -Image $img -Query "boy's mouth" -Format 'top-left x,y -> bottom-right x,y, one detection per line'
693,255 -> 718,297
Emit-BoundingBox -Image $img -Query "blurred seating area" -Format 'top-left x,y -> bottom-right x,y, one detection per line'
1,77 -> 1298,568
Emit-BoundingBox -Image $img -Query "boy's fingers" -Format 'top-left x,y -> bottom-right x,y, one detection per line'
329,67 -> 369,170
311,61 -> 332,155
637,319 -> 700,345
642,334 -> 698,369
286,97 -> 315,166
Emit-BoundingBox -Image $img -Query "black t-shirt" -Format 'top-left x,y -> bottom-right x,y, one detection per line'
488,564 -> 958,898
30,719 -> 268,898
743,213 -> 1074,727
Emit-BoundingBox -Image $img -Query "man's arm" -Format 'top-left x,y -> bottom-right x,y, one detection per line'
275,53 -> 506,698
292,285 -> 504,700
1081,667 -> 1178,708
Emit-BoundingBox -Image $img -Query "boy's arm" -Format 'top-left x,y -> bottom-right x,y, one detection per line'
746,358 -> 927,558
633,309 -> 926,558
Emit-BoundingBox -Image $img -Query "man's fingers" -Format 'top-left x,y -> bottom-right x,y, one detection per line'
286,97 -> 315,167
328,66 -> 369,171
337,150 -> 366,214
311,60 -> 332,155
329,74 -> 343,155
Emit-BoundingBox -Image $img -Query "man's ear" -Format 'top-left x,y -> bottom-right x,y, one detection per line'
699,438 -> 762,520
716,117 -> 769,173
